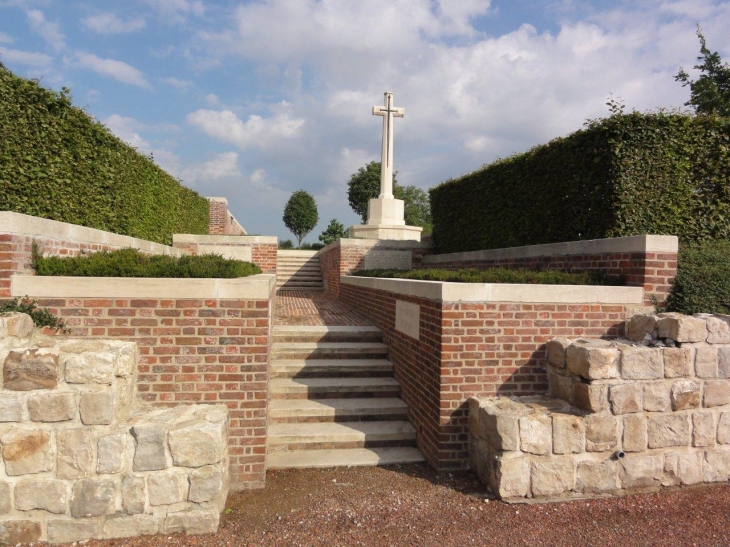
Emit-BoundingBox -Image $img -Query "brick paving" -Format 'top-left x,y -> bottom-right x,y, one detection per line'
275,290 -> 372,326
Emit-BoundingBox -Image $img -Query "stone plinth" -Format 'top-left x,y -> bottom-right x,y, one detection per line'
349,224 -> 422,242
367,198 -> 405,226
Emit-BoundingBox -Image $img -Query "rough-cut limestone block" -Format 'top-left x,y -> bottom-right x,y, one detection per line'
704,380 -> 730,407
121,475 -> 146,515
189,465 -> 225,503
576,460 -> 618,494
168,406 -> 228,467
657,313 -> 708,343
692,344 -> 718,378
548,371 -> 573,404
476,399 -> 522,451
490,453 -> 530,500
1,428 -> 53,475
585,415 -> 618,452
663,347 -> 693,378
4,349 -> 58,390
531,460 -> 575,497
0,520 -> 42,545
703,449 -> 730,482
70,478 -> 116,518
717,346 -> 730,379
663,451 -> 703,486
470,437 -> 490,485
148,471 -> 189,506
163,508 -> 219,535
552,414 -> 584,454
103,514 -> 159,539
27,392 -> 75,422
132,424 -> 168,472
648,414 -> 690,448
0,313 -> 34,338
623,414 -> 648,452
718,412 -> 730,445
63,352 -> 116,384
14,479 -> 68,514
573,383 -> 608,414
609,384 -> 642,415
566,341 -> 619,380
97,434 -> 127,474
80,391 -> 115,425
0,483 -> 11,514
706,315 -> 730,344
693,411 -> 716,447
619,455 -> 662,488
546,338 -> 571,369
671,379 -> 702,411
59,339 -> 137,377
57,429 -> 94,480
47,520 -> 101,544
620,346 -> 663,380
519,414 -> 552,455
0,392 -> 25,422
625,314 -> 657,342
643,382 -> 671,412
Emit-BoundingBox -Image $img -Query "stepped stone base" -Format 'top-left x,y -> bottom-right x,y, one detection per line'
349,224 -> 422,242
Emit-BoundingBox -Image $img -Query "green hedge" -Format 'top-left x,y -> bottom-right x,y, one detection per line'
665,241 -> 730,314
430,113 -> 730,253
0,62 -> 209,244
352,268 -> 624,285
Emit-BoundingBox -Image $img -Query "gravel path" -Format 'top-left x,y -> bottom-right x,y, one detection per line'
47,464 -> 730,547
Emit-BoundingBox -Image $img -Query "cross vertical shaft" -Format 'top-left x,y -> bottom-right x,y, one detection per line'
372,92 -> 404,199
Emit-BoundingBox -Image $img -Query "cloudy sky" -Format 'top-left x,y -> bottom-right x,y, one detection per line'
1,0 -> 728,242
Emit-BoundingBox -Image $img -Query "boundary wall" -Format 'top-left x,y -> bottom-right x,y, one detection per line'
340,276 -> 643,470
207,197 -> 246,236
173,234 -> 277,275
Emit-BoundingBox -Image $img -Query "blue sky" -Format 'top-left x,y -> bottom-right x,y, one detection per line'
1,0 -> 728,242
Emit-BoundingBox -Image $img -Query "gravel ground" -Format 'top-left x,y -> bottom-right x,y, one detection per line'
46,464 -> 730,547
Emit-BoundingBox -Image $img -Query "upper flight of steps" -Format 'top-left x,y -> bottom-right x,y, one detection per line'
276,250 -> 324,291
268,325 -> 425,469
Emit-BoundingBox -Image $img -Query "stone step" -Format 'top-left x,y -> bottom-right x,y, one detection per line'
271,359 -> 392,378
268,420 -> 417,451
267,446 -> 424,469
273,326 -> 382,343
269,377 -> 401,399
272,342 -> 388,360
277,272 -> 323,279
277,287 -> 325,292
269,398 -> 408,422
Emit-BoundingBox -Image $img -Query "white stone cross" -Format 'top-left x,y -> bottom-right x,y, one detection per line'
372,92 -> 404,199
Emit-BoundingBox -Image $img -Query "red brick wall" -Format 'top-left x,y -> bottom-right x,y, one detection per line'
37,294 -> 273,490
208,199 -> 245,236
340,282 -> 628,470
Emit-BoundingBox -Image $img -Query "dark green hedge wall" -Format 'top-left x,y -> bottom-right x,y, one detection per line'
0,62 -> 209,244
430,113 -> 730,253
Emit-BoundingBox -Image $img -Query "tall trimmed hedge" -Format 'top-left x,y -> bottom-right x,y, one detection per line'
0,62 -> 209,244
430,113 -> 730,253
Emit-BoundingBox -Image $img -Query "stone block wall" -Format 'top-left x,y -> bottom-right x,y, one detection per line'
0,313 -> 229,544
470,312 -> 730,502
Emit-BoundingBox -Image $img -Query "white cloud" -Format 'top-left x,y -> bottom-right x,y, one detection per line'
75,52 -> 152,89
26,9 -> 65,51
161,76 -> 191,90
82,13 -> 146,34
103,114 -> 151,150
205,93 -> 220,106
0,32 -> 12,43
142,0 -> 204,24
0,46 -> 51,67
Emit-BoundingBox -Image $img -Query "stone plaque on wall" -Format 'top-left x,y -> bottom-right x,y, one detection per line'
363,250 -> 412,270
396,300 -> 420,340
200,245 -> 252,262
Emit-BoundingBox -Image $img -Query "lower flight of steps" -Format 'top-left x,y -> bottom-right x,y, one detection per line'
276,250 -> 324,291
267,325 -> 424,469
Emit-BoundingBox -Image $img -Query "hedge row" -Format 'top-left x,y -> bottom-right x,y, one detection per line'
430,113 -> 730,253
0,62 -> 209,244
665,240 -> 730,315
352,268 -> 624,285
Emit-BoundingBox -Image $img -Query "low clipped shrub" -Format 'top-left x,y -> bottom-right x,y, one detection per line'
0,297 -> 68,332
33,248 -> 261,278
352,268 -> 624,285
665,240 -> 730,314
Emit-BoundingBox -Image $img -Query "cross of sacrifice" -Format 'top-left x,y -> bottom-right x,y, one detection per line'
372,92 -> 404,199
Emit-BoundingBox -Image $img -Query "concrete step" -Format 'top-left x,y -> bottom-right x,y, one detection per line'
268,420 -> 417,451
270,377 -> 401,399
273,326 -> 382,344
271,359 -> 392,378
272,342 -> 388,360
269,398 -> 409,422
267,446 -> 424,469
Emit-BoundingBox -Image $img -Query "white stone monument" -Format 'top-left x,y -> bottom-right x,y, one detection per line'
350,92 -> 422,241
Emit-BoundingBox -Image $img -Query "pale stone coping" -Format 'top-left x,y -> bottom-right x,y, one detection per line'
318,237 -> 429,255
423,235 -> 679,265
0,211 -> 183,256
207,196 -> 228,204
278,250 -> 319,257
341,276 -> 644,304
173,234 -> 277,244
12,274 -> 276,300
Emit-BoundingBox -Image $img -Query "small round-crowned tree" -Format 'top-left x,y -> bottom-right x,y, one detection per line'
283,190 -> 318,249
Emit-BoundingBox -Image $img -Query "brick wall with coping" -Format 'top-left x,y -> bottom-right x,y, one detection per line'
172,234 -> 278,275
12,274 -> 276,490
208,197 -> 246,236
340,276 -> 642,470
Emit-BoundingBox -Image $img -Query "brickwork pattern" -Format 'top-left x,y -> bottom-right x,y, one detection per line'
275,290 -> 370,326
208,200 -> 245,236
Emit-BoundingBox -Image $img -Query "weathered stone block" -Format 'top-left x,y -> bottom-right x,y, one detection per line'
1,313 -> 34,338
70,478 -> 116,518
643,382 -> 671,412
80,391 -> 115,425
671,379 -> 702,411
552,414 -> 584,454
623,414 -> 648,452
663,451 -> 703,486
531,460 -> 575,497
168,407 -> 228,468
4,349 -> 58,390
148,471 -> 188,506
519,413 -> 552,455
63,352 -> 116,384
707,316 -> 730,344
1,428 -> 53,475
98,434 -> 127,474
0,392 -> 24,422
566,341 -> 619,380
648,414 -> 690,448
704,380 -> 730,407
693,411 -> 716,447
0,483 -> 11,515
121,475 -> 146,515
14,479 -> 68,513
27,392 -> 75,422
57,429 -> 94,479
620,346 -> 663,380
546,338 -> 571,368
585,415 -> 618,452
573,382 -> 608,414
47,520 -> 101,543
693,344 -> 718,378
718,346 -> 730,379
163,508 -> 219,535
625,314 -> 657,342
132,424 -> 168,471
576,460 -> 618,494
490,454 -> 530,499
704,449 -> 730,482
477,401 -> 520,451
657,313 -> 707,343
619,455 -> 662,488
189,465 -> 225,503
609,384 -> 642,415
0,520 -> 41,545
663,347 -> 692,378
548,371 -> 573,403
718,412 -> 730,445
103,514 -> 159,539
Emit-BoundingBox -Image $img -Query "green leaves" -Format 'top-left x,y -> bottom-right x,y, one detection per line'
283,190 -> 318,248
666,241 -> 730,314
318,219 -> 349,245
353,268 -> 624,286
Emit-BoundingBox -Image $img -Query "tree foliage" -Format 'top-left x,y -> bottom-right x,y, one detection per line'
283,190 -> 318,248
318,219 -> 350,245
675,27 -> 730,117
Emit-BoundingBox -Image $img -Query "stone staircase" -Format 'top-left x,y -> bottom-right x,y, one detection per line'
267,325 -> 424,469
276,250 -> 324,291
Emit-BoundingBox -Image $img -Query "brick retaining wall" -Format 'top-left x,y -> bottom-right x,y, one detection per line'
172,235 -> 278,275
